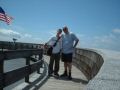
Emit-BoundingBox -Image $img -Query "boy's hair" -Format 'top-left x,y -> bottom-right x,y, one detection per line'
58,29 -> 62,33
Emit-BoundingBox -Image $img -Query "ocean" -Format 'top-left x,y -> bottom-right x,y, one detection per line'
4,58 -> 25,90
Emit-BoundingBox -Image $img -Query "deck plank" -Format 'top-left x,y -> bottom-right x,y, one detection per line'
40,56 -> 88,90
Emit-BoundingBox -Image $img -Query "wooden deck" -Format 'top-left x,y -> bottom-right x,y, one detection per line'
40,56 -> 88,90
5,56 -> 88,90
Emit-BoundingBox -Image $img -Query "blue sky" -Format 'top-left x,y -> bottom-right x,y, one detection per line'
0,0 -> 120,51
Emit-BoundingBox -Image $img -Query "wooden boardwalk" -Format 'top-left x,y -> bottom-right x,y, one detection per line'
5,56 -> 88,90
40,56 -> 88,90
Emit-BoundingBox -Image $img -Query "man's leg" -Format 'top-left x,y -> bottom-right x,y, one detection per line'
68,62 -> 72,79
60,62 -> 68,77
60,53 -> 68,77
67,53 -> 73,80
64,62 -> 67,72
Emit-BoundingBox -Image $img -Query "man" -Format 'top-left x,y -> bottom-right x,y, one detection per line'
61,26 -> 79,80
45,29 -> 62,77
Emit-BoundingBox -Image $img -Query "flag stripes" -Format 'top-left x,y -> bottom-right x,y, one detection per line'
0,7 -> 13,25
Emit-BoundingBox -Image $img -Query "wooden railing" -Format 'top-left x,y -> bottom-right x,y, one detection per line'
0,41 -> 104,88
0,41 -> 43,50
0,49 -> 43,90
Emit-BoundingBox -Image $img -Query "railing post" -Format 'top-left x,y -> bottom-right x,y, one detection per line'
0,60 -> 4,90
1,42 -> 4,51
37,52 -> 43,74
25,57 -> 30,83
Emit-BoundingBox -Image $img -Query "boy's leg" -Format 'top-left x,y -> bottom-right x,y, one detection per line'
54,53 -> 60,76
49,54 -> 54,75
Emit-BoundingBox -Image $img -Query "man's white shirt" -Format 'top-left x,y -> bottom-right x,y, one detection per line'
62,33 -> 79,54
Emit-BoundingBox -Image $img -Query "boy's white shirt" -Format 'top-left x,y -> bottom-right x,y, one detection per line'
47,36 -> 62,54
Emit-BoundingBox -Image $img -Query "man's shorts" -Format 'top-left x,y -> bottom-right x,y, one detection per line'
61,53 -> 73,63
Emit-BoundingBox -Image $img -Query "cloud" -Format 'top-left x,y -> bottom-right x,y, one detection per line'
96,48 -> 120,60
48,30 -> 57,36
0,28 -> 21,38
76,34 -> 85,38
0,28 -> 33,42
24,34 -> 32,38
34,38 -> 44,43
0,28 -> 45,44
79,28 -> 120,51
18,37 -> 44,44
92,29 -> 120,51
112,29 -> 120,34
94,34 -> 116,44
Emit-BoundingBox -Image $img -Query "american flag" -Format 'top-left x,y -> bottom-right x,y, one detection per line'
0,7 -> 13,25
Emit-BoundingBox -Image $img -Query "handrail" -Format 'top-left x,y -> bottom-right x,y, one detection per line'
0,41 -> 43,50
0,49 -> 43,90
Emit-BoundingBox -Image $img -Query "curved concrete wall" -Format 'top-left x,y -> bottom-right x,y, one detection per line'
73,48 -> 104,81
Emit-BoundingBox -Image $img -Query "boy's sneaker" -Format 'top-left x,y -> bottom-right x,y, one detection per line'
54,73 -> 59,77
48,71 -> 53,76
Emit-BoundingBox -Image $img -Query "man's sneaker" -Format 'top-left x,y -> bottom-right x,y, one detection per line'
68,75 -> 72,80
68,72 -> 72,80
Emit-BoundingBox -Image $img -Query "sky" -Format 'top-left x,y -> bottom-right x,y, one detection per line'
0,0 -> 120,51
